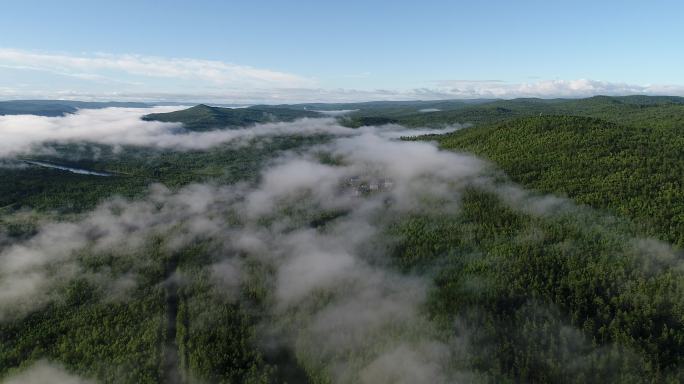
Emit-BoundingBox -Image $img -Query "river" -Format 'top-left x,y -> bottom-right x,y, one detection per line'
23,160 -> 113,176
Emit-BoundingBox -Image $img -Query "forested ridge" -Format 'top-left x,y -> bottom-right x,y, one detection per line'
433,115 -> 684,247
338,95 -> 684,129
142,104 -> 322,132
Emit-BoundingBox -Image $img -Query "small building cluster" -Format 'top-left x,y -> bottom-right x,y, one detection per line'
344,176 -> 394,196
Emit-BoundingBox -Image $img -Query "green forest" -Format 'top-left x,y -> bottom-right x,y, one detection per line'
1,96 -> 683,383
434,115 -> 684,247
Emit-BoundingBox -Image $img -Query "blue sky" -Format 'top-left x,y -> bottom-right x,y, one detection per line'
1,0 -> 683,102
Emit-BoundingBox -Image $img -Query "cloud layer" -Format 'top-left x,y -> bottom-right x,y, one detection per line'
0,107 -> 349,157
0,48 -> 314,89
0,106 -> 464,158
2,48 -> 684,104
0,120 -> 486,381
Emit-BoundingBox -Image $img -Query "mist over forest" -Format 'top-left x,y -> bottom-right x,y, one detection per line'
0,96 -> 682,383
4,1 -> 684,382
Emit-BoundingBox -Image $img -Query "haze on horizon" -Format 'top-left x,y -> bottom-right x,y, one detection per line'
1,0 -> 683,104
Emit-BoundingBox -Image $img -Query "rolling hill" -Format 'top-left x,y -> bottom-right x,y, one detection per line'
271,95 -> 684,129
142,104 -> 322,131
431,115 -> 684,246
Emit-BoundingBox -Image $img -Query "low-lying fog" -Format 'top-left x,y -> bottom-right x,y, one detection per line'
1,108 -> 680,383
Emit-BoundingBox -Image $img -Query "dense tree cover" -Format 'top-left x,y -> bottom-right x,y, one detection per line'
3,96 -> 684,382
339,116 -> 400,128
4,183 -> 683,382
0,236 -> 289,383
173,243 -> 277,383
252,99 -> 486,113
143,104 -> 322,131
256,99 -> 494,124
0,209 -> 309,383
433,115 -> 684,246
0,134 -> 330,214
0,240 -> 169,383
388,188 -> 684,382
339,95 -> 684,129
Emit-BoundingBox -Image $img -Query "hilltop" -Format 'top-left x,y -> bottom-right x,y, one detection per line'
142,104 -> 322,131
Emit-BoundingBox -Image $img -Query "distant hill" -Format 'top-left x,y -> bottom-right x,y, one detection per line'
6,95 -> 684,124
0,100 -> 150,117
435,115 -> 684,246
261,95 -> 684,128
142,104 -> 322,131
252,99 -> 493,112
216,95 -> 683,128
254,99 -> 495,124
379,95 -> 684,128
257,95 -> 684,125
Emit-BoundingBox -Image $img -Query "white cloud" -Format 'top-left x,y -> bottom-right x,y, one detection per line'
0,105 -> 466,167
0,48 -> 315,89
0,107 -> 355,157
434,78 -> 684,99
3,360 -> 93,384
1,47 -> 683,103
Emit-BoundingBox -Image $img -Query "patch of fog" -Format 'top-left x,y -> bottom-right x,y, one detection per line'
0,120 -> 484,381
0,107 -> 350,157
3,360 -> 94,384
205,104 -> 251,108
0,106 -> 183,157
314,109 -> 358,116
1,116 -> 681,382
0,107 -> 462,157
363,123 -> 467,139
419,108 -> 441,112
0,159 -> 28,169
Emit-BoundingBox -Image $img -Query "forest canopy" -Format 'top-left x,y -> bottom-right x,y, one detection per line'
1,96 -> 683,383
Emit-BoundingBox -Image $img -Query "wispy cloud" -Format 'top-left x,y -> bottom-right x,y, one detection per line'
1,48 -> 684,103
0,48 -> 315,89
434,78 -> 684,99
0,107 -> 356,158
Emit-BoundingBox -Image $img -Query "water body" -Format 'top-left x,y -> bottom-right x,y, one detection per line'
23,160 -> 113,176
